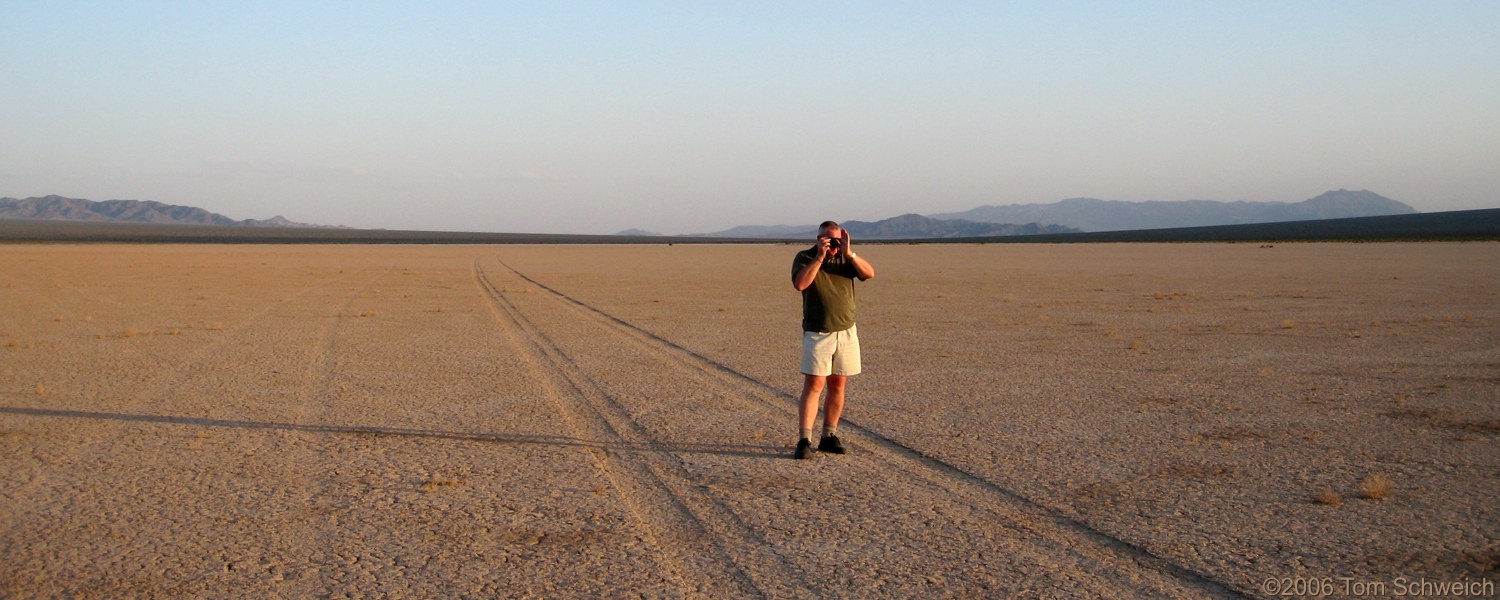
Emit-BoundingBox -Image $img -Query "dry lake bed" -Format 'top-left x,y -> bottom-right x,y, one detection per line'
1,242 -> 1496,598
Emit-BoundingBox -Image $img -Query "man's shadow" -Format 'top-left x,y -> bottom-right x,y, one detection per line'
0,405 -> 784,459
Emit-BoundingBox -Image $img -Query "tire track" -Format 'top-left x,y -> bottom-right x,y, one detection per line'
286,271 -> 395,460
159,263 -> 397,596
0,265 -> 394,596
497,259 -> 1254,599
473,258 -> 814,599
0,266 -> 385,503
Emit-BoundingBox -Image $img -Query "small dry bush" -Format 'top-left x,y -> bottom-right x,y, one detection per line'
1314,489 -> 1343,506
36,383 -> 46,396
420,475 -> 465,493
121,327 -> 139,338
1280,320 -> 1297,329
1359,475 -> 1393,500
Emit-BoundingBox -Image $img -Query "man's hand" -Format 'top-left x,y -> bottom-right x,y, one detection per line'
795,240 -> 831,291
814,237 -> 833,261
840,229 -> 851,255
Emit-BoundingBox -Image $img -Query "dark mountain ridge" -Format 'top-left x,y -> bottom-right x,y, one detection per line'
929,189 -> 1416,232
0,195 -> 327,228
3,208 -> 1495,244
698,213 -> 1078,239
842,214 -> 1079,238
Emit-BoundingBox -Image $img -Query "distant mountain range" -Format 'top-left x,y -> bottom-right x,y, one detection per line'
929,189 -> 1415,232
854,214 -> 1081,237
7,190 -> 1420,239
679,189 -> 1416,238
684,214 -> 1080,239
0,195 -> 328,228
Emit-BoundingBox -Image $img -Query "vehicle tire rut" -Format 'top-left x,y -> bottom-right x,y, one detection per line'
497,258 -> 1253,599
474,258 -> 811,599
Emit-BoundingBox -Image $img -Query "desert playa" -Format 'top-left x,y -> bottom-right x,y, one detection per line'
1,242 -> 1496,598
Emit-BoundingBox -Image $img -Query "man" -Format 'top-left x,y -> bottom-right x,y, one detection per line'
790,221 -> 875,459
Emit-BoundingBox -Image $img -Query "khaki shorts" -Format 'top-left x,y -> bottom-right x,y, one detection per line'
801,325 -> 861,377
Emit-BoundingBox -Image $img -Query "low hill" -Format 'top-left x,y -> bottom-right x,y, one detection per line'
0,195 -> 327,228
842,214 -> 1079,239
930,189 -> 1416,232
703,214 -> 1078,239
937,207 -> 1500,243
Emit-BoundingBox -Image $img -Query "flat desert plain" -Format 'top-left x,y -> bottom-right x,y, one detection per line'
1,242 -> 1496,599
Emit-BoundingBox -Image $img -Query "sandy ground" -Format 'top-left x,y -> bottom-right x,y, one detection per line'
1,242 -> 1495,598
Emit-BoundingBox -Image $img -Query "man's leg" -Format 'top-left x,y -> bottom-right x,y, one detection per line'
795,374 -> 826,459
817,375 -> 850,454
819,327 -> 857,454
799,374 -> 826,435
822,374 -> 847,431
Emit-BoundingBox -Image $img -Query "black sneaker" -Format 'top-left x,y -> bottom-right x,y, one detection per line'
794,438 -> 814,460
818,435 -> 847,455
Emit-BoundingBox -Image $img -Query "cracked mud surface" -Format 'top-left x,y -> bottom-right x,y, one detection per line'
2,243 -> 1496,598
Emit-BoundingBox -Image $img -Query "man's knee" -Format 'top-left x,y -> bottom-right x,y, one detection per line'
826,374 -> 847,393
802,374 -> 827,394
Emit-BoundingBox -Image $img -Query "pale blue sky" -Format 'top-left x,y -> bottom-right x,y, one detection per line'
4,2 -> 1498,234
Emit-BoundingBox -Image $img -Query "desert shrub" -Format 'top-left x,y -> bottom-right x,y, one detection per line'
1359,475 -> 1393,500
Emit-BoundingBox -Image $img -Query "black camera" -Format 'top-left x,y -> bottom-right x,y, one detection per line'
828,239 -> 842,249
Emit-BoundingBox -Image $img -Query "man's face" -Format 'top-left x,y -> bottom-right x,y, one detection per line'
818,226 -> 843,254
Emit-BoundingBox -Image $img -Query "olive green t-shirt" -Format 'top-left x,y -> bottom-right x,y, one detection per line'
792,248 -> 861,333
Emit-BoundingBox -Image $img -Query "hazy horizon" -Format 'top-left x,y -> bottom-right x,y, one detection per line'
6,3 -> 1498,235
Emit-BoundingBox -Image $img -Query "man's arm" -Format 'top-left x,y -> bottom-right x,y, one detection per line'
842,229 -> 875,281
792,251 -> 824,291
848,252 -> 875,281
